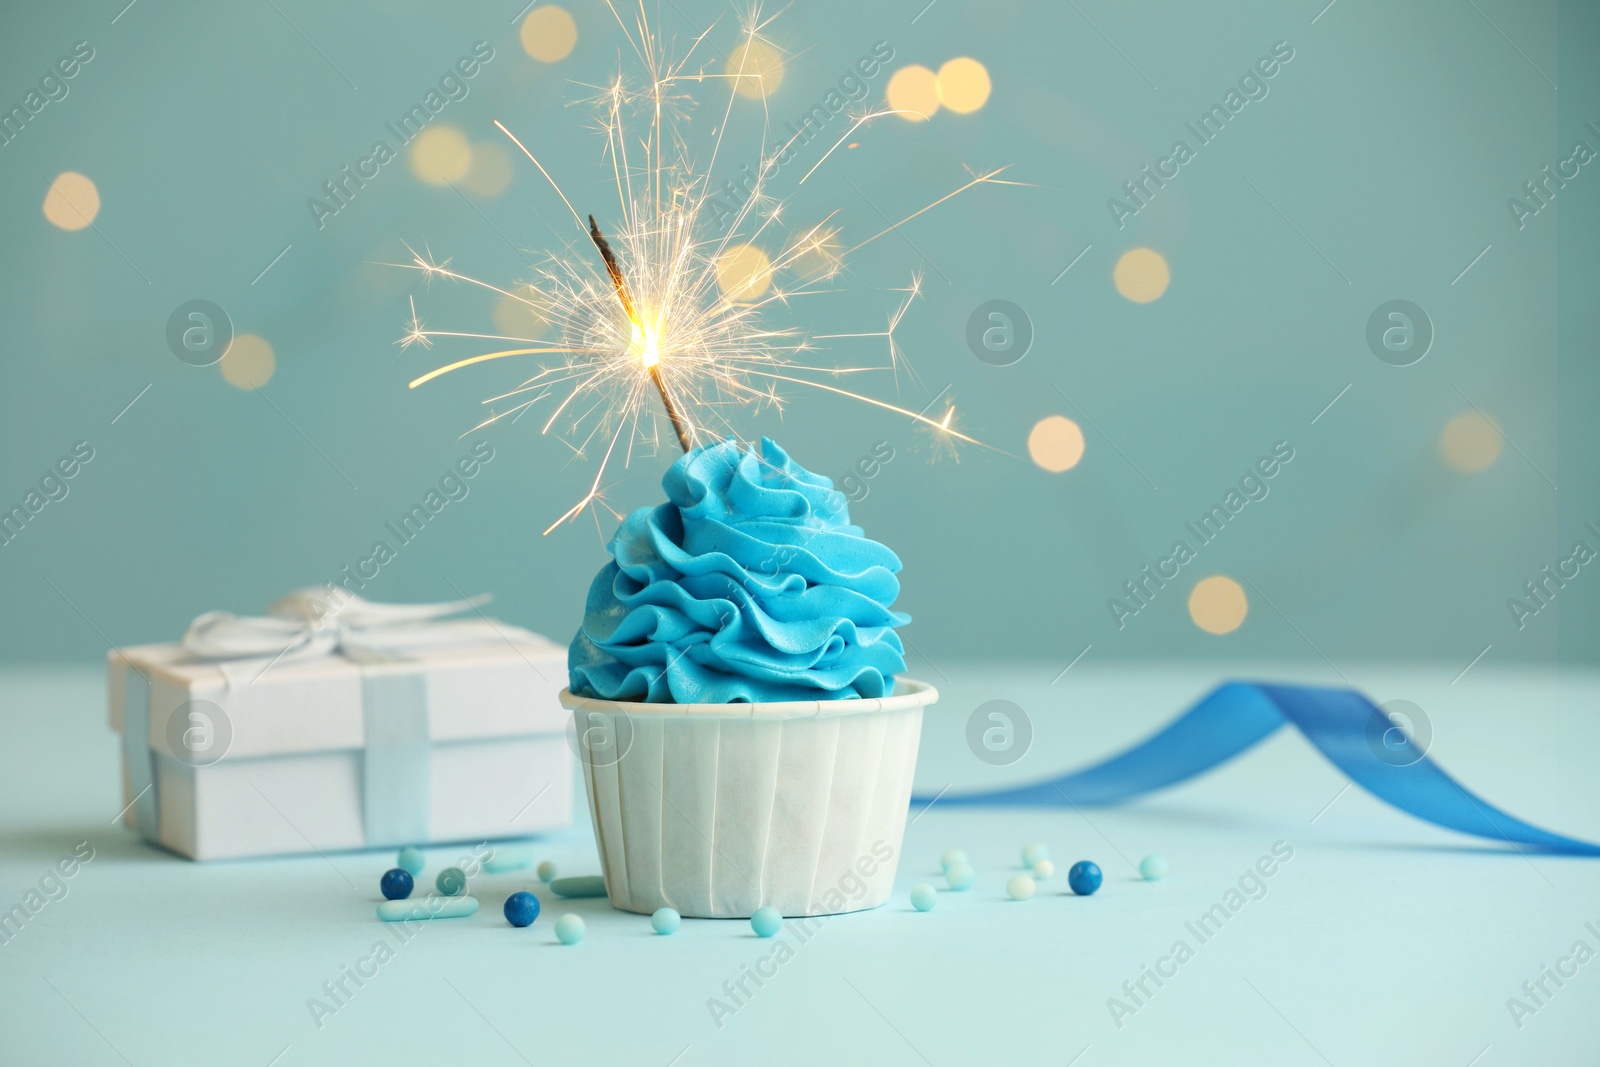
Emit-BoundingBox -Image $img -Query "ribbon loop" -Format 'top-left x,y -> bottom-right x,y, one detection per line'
181,588 -> 494,665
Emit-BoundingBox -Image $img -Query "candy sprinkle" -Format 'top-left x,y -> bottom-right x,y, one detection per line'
377,896 -> 479,922
554,913 -> 585,945
503,891 -> 541,928
1068,861 -> 1103,896
750,907 -> 782,938
945,863 -> 976,892
380,868 -> 414,901
550,875 -> 606,899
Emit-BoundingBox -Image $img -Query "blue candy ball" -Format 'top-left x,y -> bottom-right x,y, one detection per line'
909,884 -> 937,912
380,868 -> 414,901
503,891 -> 540,927
651,907 -> 681,935
1068,860 -> 1103,896
750,906 -> 782,937
436,867 -> 467,896
396,846 -> 425,877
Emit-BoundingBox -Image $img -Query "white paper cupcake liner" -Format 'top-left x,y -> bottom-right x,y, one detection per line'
560,679 -> 938,918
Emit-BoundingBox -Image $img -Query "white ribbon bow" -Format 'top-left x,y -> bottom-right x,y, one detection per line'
182,587 -> 497,664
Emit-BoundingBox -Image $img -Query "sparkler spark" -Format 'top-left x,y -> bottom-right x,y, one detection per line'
401,2 -> 1011,532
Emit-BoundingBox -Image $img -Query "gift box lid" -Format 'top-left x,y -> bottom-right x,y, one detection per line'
108,621 -> 570,762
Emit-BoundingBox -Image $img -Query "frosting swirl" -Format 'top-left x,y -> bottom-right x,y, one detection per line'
568,438 -> 909,703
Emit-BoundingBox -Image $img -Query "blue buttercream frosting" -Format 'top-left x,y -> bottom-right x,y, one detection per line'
568,437 -> 910,703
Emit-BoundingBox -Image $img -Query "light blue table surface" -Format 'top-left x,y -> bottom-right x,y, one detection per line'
3,661 -> 1598,1066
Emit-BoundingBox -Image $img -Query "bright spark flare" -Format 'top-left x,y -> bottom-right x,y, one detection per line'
400,1 -> 1012,533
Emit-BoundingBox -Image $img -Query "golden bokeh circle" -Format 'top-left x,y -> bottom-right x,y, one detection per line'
461,141 -> 513,197
219,334 -> 276,390
493,287 -> 548,339
409,125 -> 472,185
521,5 -> 577,63
716,244 -> 773,301
1027,415 -> 1085,473
1438,411 -> 1502,473
1189,576 -> 1248,635
936,57 -> 991,114
42,172 -> 100,231
727,39 -> 785,99
886,65 -> 940,121
1114,247 -> 1170,303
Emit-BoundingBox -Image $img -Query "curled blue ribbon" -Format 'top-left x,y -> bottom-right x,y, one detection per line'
916,681 -> 1600,856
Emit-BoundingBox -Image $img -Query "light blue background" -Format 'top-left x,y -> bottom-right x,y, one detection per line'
0,0 -> 1594,675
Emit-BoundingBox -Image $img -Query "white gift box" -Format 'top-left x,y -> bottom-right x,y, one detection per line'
107,609 -> 572,861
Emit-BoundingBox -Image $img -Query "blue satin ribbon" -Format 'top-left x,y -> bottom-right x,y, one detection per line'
915,681 -> 1600,856
358,664 -> 433,847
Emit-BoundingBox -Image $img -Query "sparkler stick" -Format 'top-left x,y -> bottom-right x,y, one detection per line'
588,213 -> 695,454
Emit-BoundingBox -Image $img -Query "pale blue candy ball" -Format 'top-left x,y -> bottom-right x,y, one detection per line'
940,849 -> 968,871
554,913 -> 585,945
945,862 -> 975,891
435,867 -> 467,896
909,883 -> 937,911
750,906 -> 782,937
396,846 -> 425,877
1006,874 -> 1036,901
1140,855 -> 1169,882
1021,843 -> 1049,867
651,907 -> 681,935
537,860 -> 558,884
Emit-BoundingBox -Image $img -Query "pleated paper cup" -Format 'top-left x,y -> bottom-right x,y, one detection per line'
559,679 -> 937,919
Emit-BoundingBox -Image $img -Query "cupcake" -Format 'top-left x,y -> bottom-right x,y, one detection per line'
561,437 -> 937,918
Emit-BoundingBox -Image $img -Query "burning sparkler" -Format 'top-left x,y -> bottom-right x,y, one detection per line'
400,2 -> 1017,533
